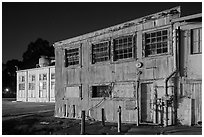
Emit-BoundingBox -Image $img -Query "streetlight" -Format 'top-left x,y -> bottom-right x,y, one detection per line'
5,88 -> 9,92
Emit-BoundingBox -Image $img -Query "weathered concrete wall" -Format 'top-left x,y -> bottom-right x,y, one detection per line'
173,18 -> 202,125
54,7 -> 181,124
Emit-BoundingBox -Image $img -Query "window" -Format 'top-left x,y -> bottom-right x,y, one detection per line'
144,29 -> 168,57
43,74 -> 47,80
51,73 -> 55,80
65,48 -> 79,67
51,81 -> 55,89
92,41 -> 110,63
113,35 -> 134,61
28,83 -> 35,90
43,82 -> 47,90
19,84 -> 25,90
39,74 -> 47,80
19,76 -> 25,82
39,82 -> 47,98
191,28 -> 202,54
31,75 -> 35,81
39,74 -> 42,80
92,85 -> 111,98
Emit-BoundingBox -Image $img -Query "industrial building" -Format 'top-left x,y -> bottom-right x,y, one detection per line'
53,7 -> 201,126
16,56 -> 55,102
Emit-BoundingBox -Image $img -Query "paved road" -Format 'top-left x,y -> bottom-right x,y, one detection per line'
2,98 -> 55,120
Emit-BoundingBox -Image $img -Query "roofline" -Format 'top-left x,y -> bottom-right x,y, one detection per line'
53,6 -> 181,48
16,65 -> 55,73
172,13 -> 202,23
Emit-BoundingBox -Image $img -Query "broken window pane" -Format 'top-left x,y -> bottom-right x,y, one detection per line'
144,29 -> 168,57
65,48 -> 80,67
92,85 -> 111,98
92,41 -> 110,64
114,35 -> 134,60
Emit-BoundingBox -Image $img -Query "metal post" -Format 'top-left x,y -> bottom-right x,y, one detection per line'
161,101 -> 164,126
80,110 -> 85,135
118,106 -> 121,133
73,105 -> 75,118
101,108 -> 105,126
165,99 -> 168,127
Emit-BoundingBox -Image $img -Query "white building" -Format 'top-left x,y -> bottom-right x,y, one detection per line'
16,57 -> 55,102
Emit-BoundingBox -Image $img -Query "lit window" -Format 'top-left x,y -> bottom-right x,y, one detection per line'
92,85 -> 111,98
65,48 -> 79,67
113,35 -> 134,61
191,28 -> 202,54
92,41 -> 110,63
144,29 -> 168,57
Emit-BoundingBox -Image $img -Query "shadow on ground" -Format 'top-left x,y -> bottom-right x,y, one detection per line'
2,111 -> 202,135
2,111 -> 132,135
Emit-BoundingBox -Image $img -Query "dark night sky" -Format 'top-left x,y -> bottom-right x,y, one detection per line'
2,2 -> 202,63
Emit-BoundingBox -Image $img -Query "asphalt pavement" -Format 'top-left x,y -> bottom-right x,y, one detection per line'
125,124 -> 202,135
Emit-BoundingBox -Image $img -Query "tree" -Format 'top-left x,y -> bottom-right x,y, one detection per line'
2,59 -> 22,98
2,38 -> 54,98
22,38 -> 54,69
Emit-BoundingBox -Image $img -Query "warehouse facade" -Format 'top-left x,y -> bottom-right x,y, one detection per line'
16,57 -> 55,102
53,7 -> 201,126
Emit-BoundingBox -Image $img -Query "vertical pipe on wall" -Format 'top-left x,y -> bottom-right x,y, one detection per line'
164,26 -> 179,126
136,70 -> 142,126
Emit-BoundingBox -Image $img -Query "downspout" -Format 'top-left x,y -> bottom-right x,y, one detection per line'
136,70 -> 142,126
164,26 -> 180,127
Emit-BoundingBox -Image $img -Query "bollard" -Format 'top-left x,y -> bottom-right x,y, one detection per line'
160,101 -> 164,126
101,108 -> 105,126
72,105 -> 75,118
117,106 -> 121,133
80,110 -> 85,135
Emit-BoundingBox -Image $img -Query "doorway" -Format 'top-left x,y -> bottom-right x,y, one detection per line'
140,82 -> 154,123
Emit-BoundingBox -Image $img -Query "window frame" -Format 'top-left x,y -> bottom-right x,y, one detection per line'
51,81 -> 55,90
143,28 -> 170,57
31,75 -> 35,81
65,47 -> 80,67
19,83 -> 25,90
92,41 -> 111,64
19,75 -> 25,82
51,73 -> 55,80
28,83 -> 35,90
113,35 -> 135,61
91,84 -> 112,99
190,27 -> 202,55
